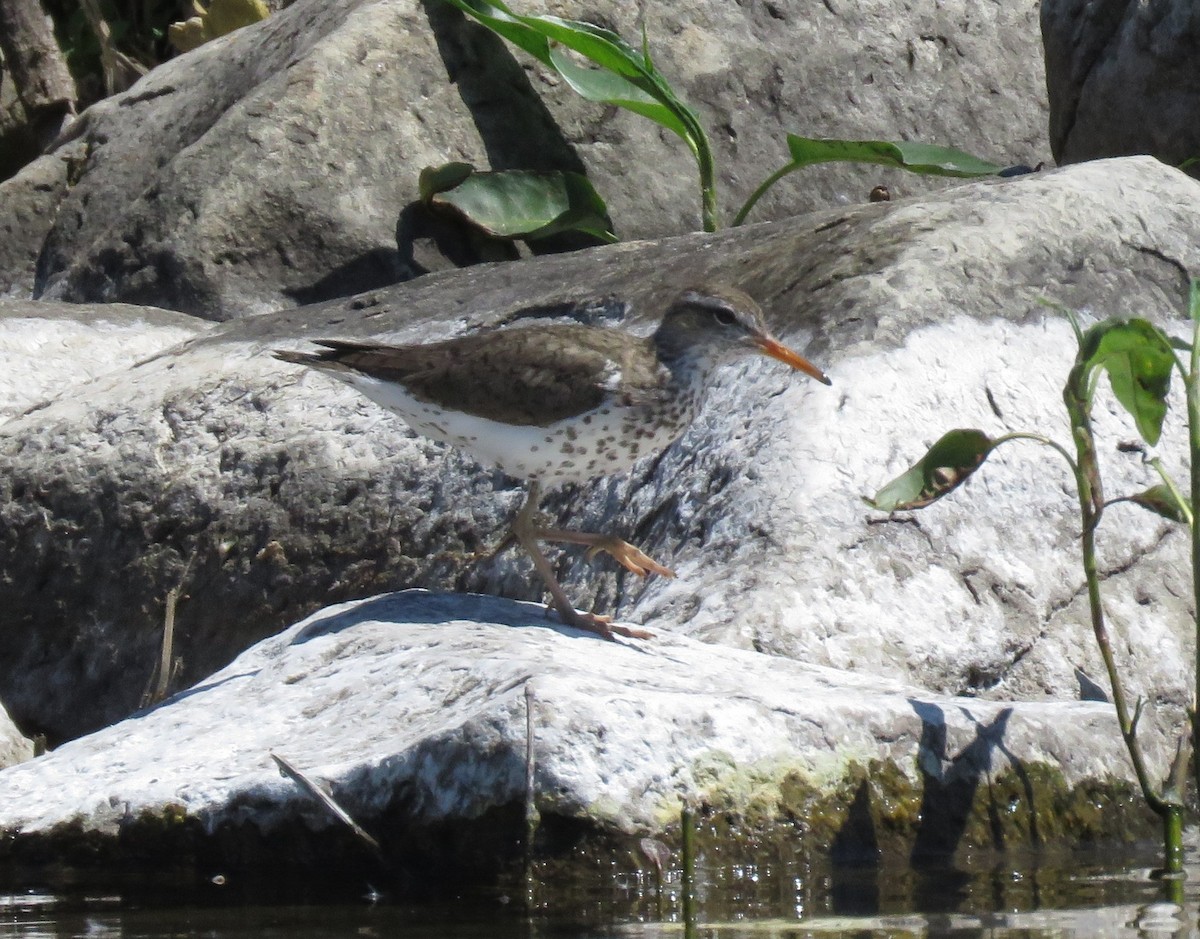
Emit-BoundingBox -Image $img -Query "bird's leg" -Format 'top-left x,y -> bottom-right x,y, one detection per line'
532,527 -> 676,579
469,529 -> 518,564
511,480 -> 674,579
510,483 -> 653,641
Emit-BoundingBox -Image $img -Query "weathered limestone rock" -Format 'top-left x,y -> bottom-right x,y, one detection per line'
0,298 -> 207,420
0,156 -> 1198,749
13,0 -> 1047,316
0,591 -> 1159,889
1042,0 -> 1200,171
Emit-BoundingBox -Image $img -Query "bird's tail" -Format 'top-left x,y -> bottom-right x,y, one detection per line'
272,348 -> 319,366
273,340 -> 378,369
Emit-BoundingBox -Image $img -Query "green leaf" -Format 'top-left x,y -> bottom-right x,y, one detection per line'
865,429 -> 994,512
1190,279 -> 1200,324
418,162 -> 474,202
784,136 -> 1005,177
734,135 -> 1005,225
1127,484 -> 1192,524
1076,319 -> 1174,446
438,0 -> 716,229
422,164 -> 616,243
545,46 -> 692,144
436,1 -> 701,148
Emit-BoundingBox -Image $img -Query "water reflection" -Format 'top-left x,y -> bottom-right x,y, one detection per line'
3,846 -> 1197,939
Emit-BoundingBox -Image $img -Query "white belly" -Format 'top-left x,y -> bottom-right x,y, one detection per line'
337,372 -> 694,483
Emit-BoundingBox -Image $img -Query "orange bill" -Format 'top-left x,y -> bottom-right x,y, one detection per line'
753,336 -> 831,385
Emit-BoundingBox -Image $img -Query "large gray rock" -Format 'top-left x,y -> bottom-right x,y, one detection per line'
0,145 -> 82,299
1042,0 -> 1200,170
1,156 -> 1198,748
0,591 -> 1159,889
0,298 -> 206,419
17,0 -> 1047,316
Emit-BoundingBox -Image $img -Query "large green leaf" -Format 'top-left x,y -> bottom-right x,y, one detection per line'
545,47 -> 691,146
735,135 -> 1005,225
1076,319 -> 1174,446
439,0 -> 715,227
784,136 -> 1005,177
864,429 -> 994,512
420,163 -> 616,243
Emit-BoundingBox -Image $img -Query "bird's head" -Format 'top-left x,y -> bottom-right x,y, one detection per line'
653,286 -> 831,385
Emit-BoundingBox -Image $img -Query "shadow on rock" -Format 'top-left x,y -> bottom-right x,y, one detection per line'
291,590 -> 567,643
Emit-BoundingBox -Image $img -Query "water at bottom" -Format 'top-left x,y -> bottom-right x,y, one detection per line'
2,843 -> 1196,939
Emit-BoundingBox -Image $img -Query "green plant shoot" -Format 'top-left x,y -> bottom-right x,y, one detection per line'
866,297 -> 1193,876
1073,318 -> 1174,446
438,0 -> 717,231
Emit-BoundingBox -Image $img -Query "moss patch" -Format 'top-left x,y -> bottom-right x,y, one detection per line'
667,755 -> 1155,864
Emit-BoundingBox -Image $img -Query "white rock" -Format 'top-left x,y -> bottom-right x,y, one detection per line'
0,299 -> 206,422
0,590 -> 1143,841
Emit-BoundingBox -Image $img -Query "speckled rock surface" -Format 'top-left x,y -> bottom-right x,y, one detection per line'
1,156 -> 1198,748
0,299 -> 207,420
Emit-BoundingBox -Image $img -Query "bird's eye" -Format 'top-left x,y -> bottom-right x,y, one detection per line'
712,307 -> 738,326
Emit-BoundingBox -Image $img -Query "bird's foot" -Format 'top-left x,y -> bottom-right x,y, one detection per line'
548,603 -> 654,641
582,535 -> 676,579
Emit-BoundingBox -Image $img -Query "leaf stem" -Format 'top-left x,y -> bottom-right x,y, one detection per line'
732,163 -> 795,227
1187,309 -> 1200,796
1147,456 -> 1193,527
990,431 -> 1079,475
696,131 -> 718,231
1063,375 -> 1171,821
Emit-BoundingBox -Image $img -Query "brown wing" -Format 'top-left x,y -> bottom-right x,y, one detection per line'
277,325 -> 660,426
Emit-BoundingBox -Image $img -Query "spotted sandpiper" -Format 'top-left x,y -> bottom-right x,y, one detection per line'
275,285 -> 830,640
